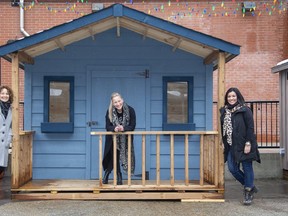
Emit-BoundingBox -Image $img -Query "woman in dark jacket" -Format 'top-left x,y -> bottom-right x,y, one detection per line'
220,87 -> 260,205
102,92 -> 136,185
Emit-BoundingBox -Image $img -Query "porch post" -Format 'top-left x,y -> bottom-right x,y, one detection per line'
11,52 -> 20,188
217,51 -> 225,188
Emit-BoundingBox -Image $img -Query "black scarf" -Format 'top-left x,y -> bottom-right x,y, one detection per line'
0,101 -> 11,119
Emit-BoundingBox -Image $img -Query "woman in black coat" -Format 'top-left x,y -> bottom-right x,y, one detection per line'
220,87 -> 260,205
102,92 -> 136,185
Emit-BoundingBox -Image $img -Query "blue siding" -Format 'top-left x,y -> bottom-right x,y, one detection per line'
25,28 -> 214,180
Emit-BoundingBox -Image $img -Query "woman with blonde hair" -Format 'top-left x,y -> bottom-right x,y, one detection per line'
102,92 -> 136,185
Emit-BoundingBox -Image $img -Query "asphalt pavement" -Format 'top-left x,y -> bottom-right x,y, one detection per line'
1,176 -> 288,216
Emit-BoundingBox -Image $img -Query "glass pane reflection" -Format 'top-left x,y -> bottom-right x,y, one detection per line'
167,82 -> 188,123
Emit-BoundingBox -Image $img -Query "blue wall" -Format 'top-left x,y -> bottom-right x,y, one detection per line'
24,28 -> 214,180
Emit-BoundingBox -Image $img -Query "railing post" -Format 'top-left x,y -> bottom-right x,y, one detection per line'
214,135 -> 219,186
142,135 -> 146,186
184,134 -> 189,186
128,134 -> 131,186
99,135 -> 103,186
156,134 -> 160,186
113,135 -> 117,186
199,134 -> 204,186
170,134 -> 174,186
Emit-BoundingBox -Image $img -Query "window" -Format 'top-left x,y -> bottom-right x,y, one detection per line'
163,77 -> 195,131
41,76 -> 74,133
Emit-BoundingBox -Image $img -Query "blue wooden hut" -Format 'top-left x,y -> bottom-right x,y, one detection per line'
0,4 -> 240,200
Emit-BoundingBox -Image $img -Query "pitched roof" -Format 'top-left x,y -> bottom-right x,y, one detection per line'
271,59 -> 288,73
0,3 -> 240,69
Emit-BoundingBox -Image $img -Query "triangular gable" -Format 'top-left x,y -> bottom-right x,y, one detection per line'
0,4 -> 240,68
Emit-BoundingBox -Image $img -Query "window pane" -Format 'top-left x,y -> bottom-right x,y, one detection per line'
167,82 -> 188,123
49,82 -> 70,122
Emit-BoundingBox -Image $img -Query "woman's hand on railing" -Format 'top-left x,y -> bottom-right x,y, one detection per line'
114,125 -> 124,132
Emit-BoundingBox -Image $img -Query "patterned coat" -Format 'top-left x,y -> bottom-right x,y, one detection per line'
0,106 -> 12,167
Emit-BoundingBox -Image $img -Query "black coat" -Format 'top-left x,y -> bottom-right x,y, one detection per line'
220,105 -> 261,164
102,105 -> 136,171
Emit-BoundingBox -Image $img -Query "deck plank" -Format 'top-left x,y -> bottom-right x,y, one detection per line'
11,179 -> 224,201
12,180 -> 223,192
12,192 -> 224,201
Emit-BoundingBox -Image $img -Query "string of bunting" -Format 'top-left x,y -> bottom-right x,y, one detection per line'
19,0 -> 288,18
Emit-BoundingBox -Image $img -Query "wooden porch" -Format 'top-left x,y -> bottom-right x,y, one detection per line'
11,131 -> 225,201
11,179 -> 224,201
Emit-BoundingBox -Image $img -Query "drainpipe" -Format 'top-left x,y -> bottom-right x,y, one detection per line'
20,0 -> 30,37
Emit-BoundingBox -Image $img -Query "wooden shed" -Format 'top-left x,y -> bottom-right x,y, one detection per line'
0,4 -> 240,201
271,60 -> 288,180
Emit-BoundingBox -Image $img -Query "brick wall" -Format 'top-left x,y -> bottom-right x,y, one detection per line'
0,1 -> 287,130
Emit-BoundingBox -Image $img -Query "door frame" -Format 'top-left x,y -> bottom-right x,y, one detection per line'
85,65 -> 151,179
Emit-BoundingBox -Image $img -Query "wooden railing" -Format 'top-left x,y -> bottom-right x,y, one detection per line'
11,131 -> 34,189
91,131 -> 223,190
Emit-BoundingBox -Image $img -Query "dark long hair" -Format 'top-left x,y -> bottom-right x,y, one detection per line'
224,87 -> 245,106
0,85 -> 14,104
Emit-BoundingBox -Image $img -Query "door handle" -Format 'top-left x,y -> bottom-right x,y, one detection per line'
87,121 -> 98,127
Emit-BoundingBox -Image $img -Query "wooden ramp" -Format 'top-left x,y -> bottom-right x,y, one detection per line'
11,180 -> 224,202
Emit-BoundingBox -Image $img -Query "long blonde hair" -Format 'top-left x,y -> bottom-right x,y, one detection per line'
108,92 -> 123,122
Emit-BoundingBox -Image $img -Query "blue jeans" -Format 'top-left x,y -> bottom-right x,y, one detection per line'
227,150 -> 254,189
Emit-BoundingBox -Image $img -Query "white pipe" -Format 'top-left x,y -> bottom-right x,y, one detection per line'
20,0 -> 30,37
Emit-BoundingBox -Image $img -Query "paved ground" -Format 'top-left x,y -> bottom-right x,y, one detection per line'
1,177 -> 288,216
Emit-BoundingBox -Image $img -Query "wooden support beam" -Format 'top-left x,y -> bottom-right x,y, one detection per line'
142,27 -> 148,40
217,51 -> 226,189
217,52 -> 225,131
204,50 -> 219,65
88,27 -> 95,41
116,17 -> 120,37
172,38 -> 182,52
11,53 -> 20,189
54,39 -> 65,51
18,51 -> 34,64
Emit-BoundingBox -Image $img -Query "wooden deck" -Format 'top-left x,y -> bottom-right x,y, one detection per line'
11,131 -> 224,202
11,180 -> 224,201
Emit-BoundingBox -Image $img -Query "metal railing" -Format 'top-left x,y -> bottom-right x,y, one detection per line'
214,101 -> 280,148
248,101 -> 279,148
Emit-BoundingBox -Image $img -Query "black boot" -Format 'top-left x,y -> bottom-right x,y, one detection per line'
117,171 -> 123,185
103,170 -> 110,184
243,187 -> 252,205
249,186 -> 258,200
